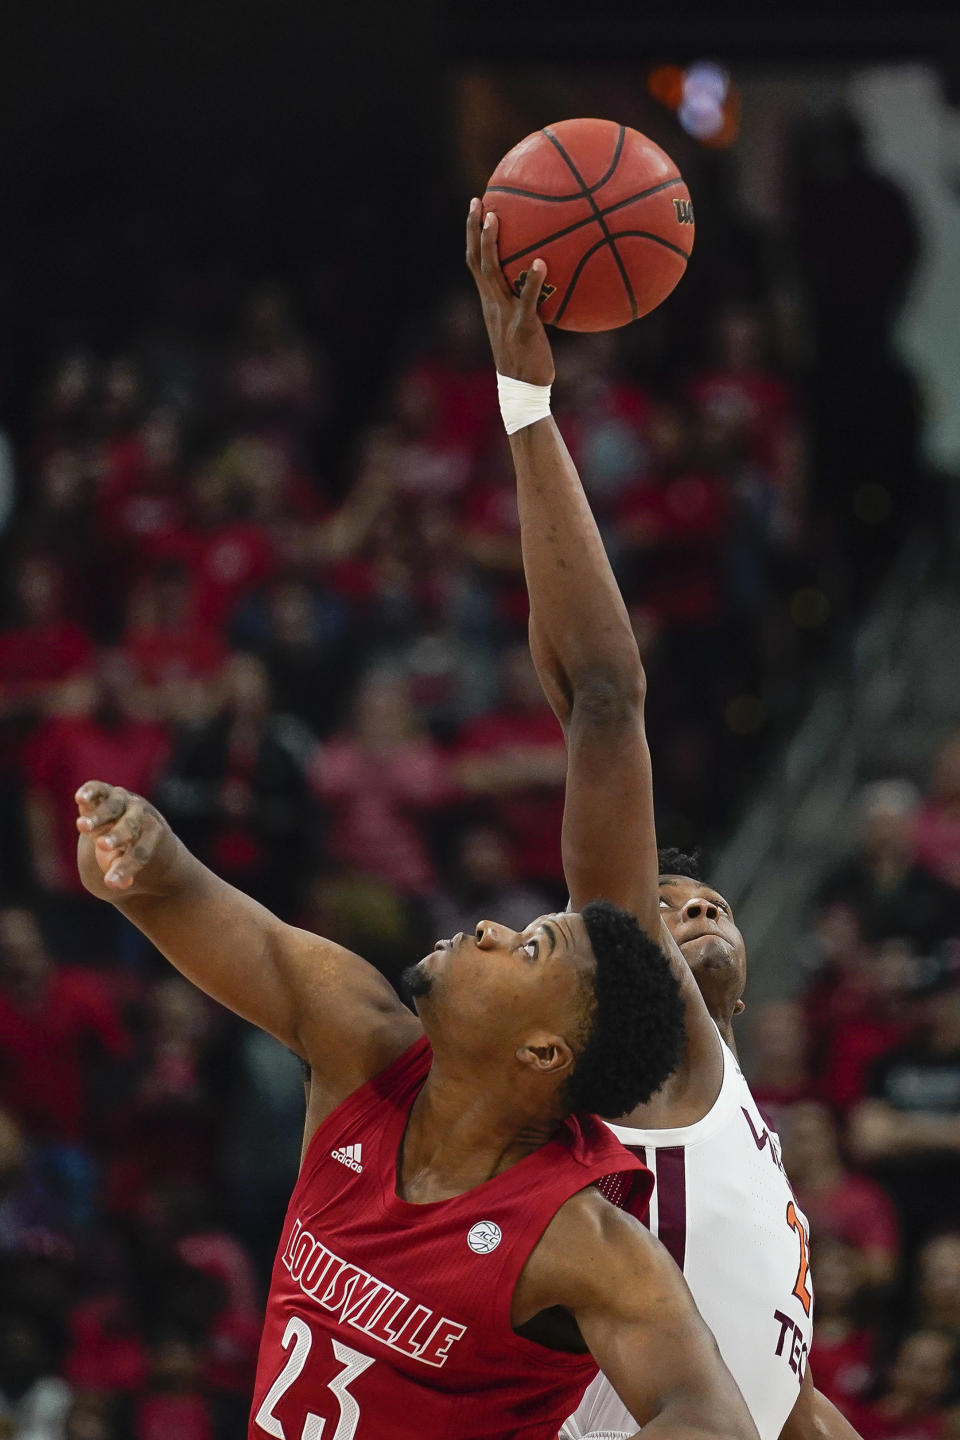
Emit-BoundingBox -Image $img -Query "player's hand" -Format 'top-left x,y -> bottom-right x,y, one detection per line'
466,199 -> 555,387
75,780 -> 166,893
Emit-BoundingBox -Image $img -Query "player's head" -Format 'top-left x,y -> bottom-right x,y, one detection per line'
403,900 -> 684,1121
657,848 -> 748,1032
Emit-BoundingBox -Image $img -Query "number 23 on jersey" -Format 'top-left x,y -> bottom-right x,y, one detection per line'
256,1317 -> 374,1440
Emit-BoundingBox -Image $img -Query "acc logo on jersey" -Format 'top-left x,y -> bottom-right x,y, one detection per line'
467,1220 -> 502,1254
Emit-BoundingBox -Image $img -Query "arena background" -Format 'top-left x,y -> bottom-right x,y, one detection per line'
1,1 -> 959,1434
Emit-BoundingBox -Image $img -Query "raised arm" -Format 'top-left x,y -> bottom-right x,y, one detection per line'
75,782 -> 420,1108
467,211 -> 655,932
466,201 -> 720,1104
519,1191 -> 759,1440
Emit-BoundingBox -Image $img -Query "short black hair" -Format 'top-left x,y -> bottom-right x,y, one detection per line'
657,847 -> 703,881
565,900 -> 685,1119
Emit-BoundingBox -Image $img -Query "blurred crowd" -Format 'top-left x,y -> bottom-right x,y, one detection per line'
0,105 -> 948,1437
750,748 -> 960,1437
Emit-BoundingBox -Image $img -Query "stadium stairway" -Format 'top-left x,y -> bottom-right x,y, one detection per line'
711,532 -> 960,1007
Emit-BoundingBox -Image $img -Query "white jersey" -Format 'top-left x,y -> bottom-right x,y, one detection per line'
561,1031 -> 813,1440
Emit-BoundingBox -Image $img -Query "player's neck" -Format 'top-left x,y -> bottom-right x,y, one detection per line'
396,1064 -> 562,1204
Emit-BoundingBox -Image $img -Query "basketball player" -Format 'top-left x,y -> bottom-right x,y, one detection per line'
73,781 -> 757,1440
466,198 -> 860,1440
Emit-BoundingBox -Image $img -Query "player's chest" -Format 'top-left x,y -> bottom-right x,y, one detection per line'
277,1123 -> 527,1375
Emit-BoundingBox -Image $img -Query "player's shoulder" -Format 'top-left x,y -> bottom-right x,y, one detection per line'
523,1185 -> 656,1309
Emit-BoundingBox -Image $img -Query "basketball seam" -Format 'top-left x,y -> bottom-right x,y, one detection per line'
497,176 -> 684,268
609,228 -> 691,261
487,126 -> 627,207
552,230 -> 690,326
543,124 -> 638,322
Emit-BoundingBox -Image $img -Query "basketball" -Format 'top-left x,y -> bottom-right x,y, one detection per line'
483,118 -> 694,332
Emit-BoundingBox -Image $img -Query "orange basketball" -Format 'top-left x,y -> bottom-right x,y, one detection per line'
482,118 -> 694,332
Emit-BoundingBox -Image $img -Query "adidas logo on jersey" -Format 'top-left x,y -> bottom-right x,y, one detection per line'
331,1143 -> 363,1173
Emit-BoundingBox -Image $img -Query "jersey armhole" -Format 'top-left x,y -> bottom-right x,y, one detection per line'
299,1035 -> 432,1185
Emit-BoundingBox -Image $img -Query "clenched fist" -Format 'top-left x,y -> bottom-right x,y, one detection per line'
75,781 -> 167,893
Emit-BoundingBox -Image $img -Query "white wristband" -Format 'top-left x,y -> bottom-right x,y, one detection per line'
497,371 -> 552,436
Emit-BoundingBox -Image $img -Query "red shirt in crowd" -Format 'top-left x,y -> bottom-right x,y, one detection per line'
846,1403 -> 944,1440
149,523 -> 277,629
688,368 -> 794,476
808,1329 -> 876,1419
135,1394 -> 213,1440
0,620 -> 95,775
67,1294 -> 148,1392
914,801 -> 960,892
456,707 -> 565,887
0,966 -> 130,1142
24,713 -> 170,893
310,737 -> 451,897
796,1173 -> 899,1262
404,360 -> 500,457
616,470 -> 728,628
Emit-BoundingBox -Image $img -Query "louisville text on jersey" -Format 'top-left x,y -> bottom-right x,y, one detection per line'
281,1217 -> 467,1368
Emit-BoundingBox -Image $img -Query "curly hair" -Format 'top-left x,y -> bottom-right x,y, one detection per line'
657,846 -> 703,881
564,899 -> 685,1120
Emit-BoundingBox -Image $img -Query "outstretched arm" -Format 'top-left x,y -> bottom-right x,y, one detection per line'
75,782 -> 420,1109
519,1192 -> 759,1440
466,201 -> 720,1101
467,208 -> 656,932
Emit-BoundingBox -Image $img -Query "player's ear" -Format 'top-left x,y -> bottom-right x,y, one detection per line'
516,1034 -> 574,1077
734,999 -> 746,1016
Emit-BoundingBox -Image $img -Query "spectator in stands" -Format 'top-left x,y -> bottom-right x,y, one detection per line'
807,1235 -> 878,1421
0,1309 -> 71,1438
819,780 -> 960,951
133,1334 -> 214,1440
850,965 -> 960,1243
688,301 -> 805,550
122,564 -> 225,724
0,908 -> 131,1227
381,369 -> 476,504
0,1108 -> 65,1252
456,644 -> 567,894
0,553 -> 95,728
398,290 -> 499,460
95,405 -> 187,553
552,332 -> 652,513
427,822 -> 556,944
310,665 -> 451,900
916,1234 -> 960,1340
743,999 -> 814,1124
782,1100 -> 899,1288
851,1330 -> 957,1440
104,978 -> 222,1219
222,282 -> 324,443
616,399 -> 729,633
65,1391 -> 120,1440
230,575 -> 357,738
148,465 -> 278,632
915,734 -> 960,892
23,653 -> 169,953
0,552 -> 95,900
219,1029 -> 304,1283
804,906 -> 916,1113
156,653 -> 313,914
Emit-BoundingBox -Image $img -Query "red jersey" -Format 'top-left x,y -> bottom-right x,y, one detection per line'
250,1037 -> 649,1440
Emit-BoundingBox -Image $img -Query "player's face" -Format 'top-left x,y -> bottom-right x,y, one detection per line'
657,875 -> 747,1002
405,912 -> 593,1053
